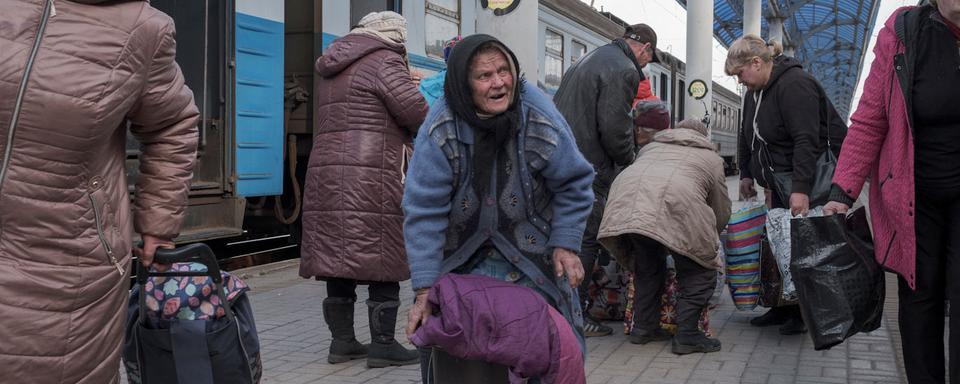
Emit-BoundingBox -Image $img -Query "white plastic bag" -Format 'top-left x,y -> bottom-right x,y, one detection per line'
764,206 -> 824,303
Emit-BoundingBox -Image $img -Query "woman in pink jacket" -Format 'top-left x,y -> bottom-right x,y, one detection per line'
824,0 -> 960,381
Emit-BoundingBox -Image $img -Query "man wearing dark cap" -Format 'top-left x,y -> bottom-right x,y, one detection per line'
553,23 -> 662,337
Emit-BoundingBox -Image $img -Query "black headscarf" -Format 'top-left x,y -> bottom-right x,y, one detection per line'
443,34 -> 523,197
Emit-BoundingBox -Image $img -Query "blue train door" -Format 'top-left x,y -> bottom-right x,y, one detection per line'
234,0 -> 285,197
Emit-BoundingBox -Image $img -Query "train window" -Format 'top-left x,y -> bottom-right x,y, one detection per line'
677,79 -> 685,122
571,40 -> 587,64
650,75 -> 658,98
425,1 -> 460,59
544,29 -> 564,91
350,0 -> 402,28
660,73 -> 668,101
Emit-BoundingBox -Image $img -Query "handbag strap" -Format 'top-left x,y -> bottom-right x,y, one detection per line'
751,87 -> 836,178
752,88 -> 833,156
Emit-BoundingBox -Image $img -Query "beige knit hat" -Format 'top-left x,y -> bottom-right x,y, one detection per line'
352,11 -> 408,44
676,118 -> 708,136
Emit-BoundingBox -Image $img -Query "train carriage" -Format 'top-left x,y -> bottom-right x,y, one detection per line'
138,0 -> 743,267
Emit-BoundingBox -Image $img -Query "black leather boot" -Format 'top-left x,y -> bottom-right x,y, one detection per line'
323,297 -> 369,364
367,300 -> 419,368
749,306 -> 790,327
629,327 -> 673,345
779,308 -> 807,335
672,332 -> 722,355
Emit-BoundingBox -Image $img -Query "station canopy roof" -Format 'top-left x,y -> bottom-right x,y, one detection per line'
677,0 -> 882,118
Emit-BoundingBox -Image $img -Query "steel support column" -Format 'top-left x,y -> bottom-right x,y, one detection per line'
743,0 -> 761,37
685,0 -> 713,138
768,17 -> 784,45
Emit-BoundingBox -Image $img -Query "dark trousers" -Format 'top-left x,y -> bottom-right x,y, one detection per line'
577,192 -> 607,310
899,188 -> 960,384
325,277 -> 400,303
629,235 -> 717,336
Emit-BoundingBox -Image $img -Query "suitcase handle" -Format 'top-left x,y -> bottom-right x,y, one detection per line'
136,243 -> 223,285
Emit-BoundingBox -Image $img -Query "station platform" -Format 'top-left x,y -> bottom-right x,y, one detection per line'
237,261 -> 906,384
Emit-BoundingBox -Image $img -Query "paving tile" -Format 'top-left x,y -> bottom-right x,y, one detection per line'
125,228 -> 911,384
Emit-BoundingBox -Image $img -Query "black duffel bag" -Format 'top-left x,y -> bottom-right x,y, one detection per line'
789,206 -> 884,350
123,244 -> 262,384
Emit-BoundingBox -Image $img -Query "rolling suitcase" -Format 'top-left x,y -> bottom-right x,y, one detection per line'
122,243 -> 262,384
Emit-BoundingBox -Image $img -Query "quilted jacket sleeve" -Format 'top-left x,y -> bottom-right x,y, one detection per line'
127,20 -> 200,239
378,53 -> 428,136
832,20 -> 896,199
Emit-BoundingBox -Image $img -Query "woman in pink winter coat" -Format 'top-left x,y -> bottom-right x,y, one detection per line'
823,0 -> 960,381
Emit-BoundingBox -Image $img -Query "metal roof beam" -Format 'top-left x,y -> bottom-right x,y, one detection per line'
783,0 -> 816,16
766,0 -> 796,48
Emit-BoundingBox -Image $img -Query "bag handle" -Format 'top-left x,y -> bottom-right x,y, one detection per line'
136,244 -> 236,326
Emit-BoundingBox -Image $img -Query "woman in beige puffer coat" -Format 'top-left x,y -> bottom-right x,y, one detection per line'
0,1 -> 199,382
598,119 -> 730,354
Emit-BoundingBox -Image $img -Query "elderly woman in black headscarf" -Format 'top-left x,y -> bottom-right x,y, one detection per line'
401,34 -> 595,380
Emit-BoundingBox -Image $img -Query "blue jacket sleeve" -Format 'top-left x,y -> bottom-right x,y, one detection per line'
541,118 -> 595,252
402,126 -> 454,290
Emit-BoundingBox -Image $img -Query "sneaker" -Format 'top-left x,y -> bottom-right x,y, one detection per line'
629,328 -> 672,344
583,316 -> 613,337
749,307 -> 790,327
672,333 -> 721,355
778,316 -> 807,335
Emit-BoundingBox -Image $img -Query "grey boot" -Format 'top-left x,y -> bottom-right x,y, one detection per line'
323,297 -> 369,364
366,300 -> 419,368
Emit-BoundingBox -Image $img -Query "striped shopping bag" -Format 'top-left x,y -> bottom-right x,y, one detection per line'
723,202 -> 767,310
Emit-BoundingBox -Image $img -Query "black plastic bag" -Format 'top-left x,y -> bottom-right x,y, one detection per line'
789,207 -> 884,350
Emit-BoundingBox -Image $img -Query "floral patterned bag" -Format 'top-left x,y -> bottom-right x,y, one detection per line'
622,257 -> 711,336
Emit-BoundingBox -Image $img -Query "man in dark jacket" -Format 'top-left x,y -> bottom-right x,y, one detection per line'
553,23 -> 662,337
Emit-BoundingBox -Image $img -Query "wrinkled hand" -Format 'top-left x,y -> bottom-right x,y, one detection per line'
134,234 -> 175,270
411,70 -> 424,86
553,248 -> 584,288
405,289 -> 433,339
740,178 -> 757,200
823,201 -> 850,216
789,192 -> 810,217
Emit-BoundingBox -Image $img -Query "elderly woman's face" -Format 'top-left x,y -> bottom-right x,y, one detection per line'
469,49 -> 514,115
